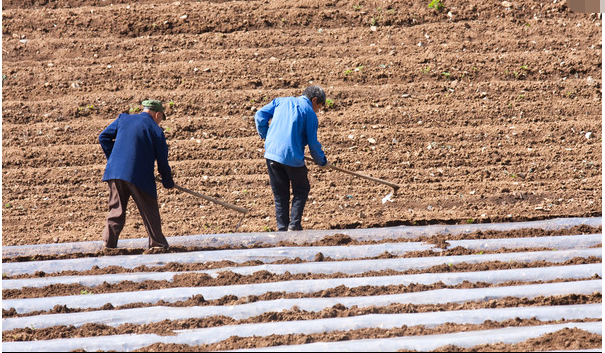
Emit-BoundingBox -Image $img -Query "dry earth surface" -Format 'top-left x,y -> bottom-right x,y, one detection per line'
2,0 -> 602,245
1,0 -> 602,351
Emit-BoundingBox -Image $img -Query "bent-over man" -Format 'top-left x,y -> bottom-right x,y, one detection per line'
99,99 -> 174,249
255,85 -> 330,231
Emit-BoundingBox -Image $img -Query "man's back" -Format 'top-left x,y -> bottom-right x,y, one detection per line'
99,112 -> 168,198
255,95 -> 325,167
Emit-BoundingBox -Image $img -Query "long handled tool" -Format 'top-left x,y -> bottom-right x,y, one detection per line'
156,177 -> 248,230
305,157 -> 401,203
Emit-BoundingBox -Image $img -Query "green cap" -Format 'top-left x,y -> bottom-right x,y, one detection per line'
142,99 -> 167,119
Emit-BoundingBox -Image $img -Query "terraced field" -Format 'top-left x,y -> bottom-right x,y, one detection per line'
2,0 -> 601,245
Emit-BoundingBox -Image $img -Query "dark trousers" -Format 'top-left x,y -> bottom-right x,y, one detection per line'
102,179 -> 169,249
266,159 -> 310,231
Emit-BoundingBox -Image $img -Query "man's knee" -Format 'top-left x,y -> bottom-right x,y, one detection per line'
292,183 -> 310,197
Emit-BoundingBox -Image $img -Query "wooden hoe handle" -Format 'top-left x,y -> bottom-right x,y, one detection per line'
157,177 -> 248,214
305,157 -> 401,191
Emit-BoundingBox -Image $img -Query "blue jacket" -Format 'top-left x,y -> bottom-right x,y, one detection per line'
99,112 -> 174,198
255,96 -> 327,167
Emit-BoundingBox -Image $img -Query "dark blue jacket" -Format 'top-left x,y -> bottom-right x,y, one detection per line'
255,96 -> 327,167
99,112 -> 174,198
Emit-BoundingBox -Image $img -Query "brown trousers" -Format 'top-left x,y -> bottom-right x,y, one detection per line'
102,179 -> 169,249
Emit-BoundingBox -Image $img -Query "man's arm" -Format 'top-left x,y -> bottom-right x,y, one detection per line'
98,119 -> 118,159
254,99 -> 277,139
306,111 -> 327,166
155,133 -> 174,189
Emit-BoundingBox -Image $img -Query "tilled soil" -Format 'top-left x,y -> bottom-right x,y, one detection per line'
1,0 -> 602,351
1,0 -> 601,246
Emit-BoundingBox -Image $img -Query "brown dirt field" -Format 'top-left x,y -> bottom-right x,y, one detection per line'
1,0 -> 601,247
1,0 -> 602,351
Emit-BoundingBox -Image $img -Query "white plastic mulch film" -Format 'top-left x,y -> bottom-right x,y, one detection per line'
1,217 -> 602,352
2,216 -> 600,257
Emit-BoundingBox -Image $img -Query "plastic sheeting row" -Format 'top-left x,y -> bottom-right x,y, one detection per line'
2,305 -> 600,352
3,239 -> 601,277
233,321 -> 603,353
2,241 -> 433,276
3,243 -> 601,289
3,217 -> 600,257
3,263 -> 601,314
3,279 -> 601,331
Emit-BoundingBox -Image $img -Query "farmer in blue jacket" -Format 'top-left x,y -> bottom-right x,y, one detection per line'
99,100 -> 174,249
255,85 -> 330,231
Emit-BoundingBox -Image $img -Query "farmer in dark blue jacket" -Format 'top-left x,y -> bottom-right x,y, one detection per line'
99,100 -> 174,249
255,85 -> 330,231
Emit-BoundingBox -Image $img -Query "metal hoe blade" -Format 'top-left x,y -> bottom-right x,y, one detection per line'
234,214 -> 246,232
381,191 -> 394,204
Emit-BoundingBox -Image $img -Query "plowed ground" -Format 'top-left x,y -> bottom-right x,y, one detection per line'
2,0 -> 601,246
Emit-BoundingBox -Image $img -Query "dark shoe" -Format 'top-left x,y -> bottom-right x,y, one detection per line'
287,225 -> 302,231
103,241 -> 117,249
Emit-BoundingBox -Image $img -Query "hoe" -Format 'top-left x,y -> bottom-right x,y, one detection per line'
156,176 -> 248,231
305,157 -> 400,203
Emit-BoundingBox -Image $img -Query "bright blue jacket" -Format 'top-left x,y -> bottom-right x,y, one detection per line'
255,96 -> 327,167
99,112 -> 174,198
